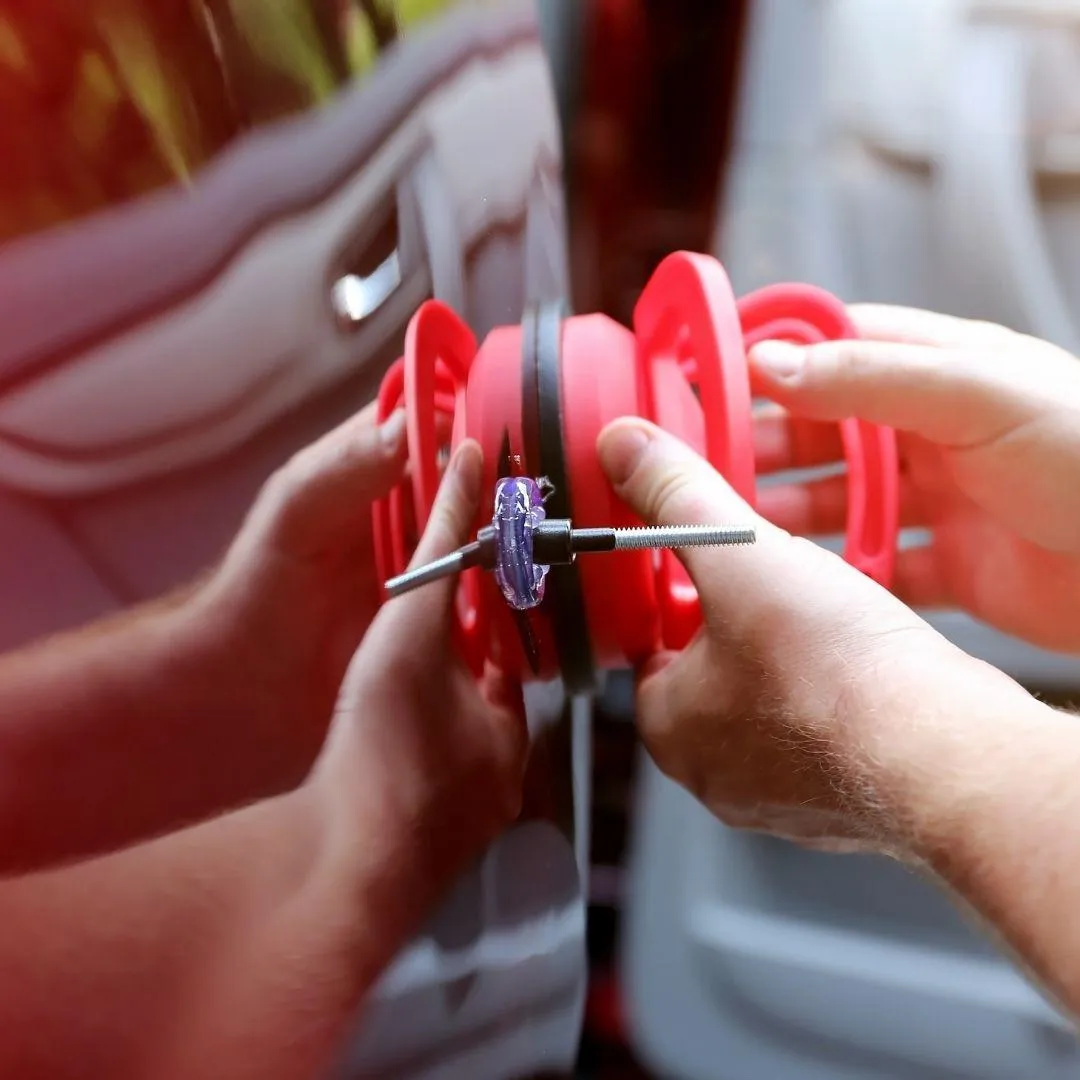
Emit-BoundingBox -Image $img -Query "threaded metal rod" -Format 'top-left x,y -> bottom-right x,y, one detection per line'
611,524 -> 756,551
383,522 -> 757,600
383,540 -> 484,599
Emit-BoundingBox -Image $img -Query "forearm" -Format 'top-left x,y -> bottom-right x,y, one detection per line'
917,698 -> 1080,1016
0,784 -> 432,1080
0,581 -> 314,872
872,660 -> 1080,1018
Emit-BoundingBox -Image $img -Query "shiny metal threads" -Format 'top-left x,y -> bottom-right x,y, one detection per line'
610,525 -> 757,551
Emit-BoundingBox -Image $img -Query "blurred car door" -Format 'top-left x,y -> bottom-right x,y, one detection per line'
0,2 -> 586,1076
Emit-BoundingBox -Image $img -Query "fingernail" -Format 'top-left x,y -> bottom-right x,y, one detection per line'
751,341 -> 804,379
598,422 -> 652,486
379,408 -> 407,452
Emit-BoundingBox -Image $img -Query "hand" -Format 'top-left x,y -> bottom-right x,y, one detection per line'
596,419 -> 1032,855
0,442 -> 528,1080
202,403 -> 409,758
749,306 -> 1080,653
311,439 -> 529,916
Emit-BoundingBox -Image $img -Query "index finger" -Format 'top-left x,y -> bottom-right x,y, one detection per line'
846,304 -> 1021,351
241,403 -> 408,561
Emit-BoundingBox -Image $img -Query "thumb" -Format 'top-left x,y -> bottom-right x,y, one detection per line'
748,337 -> 1055,449
597,419 -> 813,632
597,421 -> 924,786
597,416 -> 780,557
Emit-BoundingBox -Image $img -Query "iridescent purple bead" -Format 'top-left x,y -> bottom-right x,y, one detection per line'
491,475 -> 549,610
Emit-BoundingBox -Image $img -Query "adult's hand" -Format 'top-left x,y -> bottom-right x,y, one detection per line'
208,402 -> 410,748
598,417 -> 1080,1019
749,306 -> 1080,653
311,437 -> 530,908
0,446 -> 531,1080
0,402 -> 411,871
596,418 -> 1035,855
163,437 -> 529,1080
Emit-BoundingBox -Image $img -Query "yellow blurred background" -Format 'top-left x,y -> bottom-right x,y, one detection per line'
0,0 -> 473,243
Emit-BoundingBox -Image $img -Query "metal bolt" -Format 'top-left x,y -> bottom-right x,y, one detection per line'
608,524 -> 757,551
383,521 -> 756,601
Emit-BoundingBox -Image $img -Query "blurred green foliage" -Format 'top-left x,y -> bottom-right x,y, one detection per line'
0,0 -> 463,243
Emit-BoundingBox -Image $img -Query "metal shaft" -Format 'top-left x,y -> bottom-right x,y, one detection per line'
538,522 -> 756,561
609,524 -> 756,551
383,540 -> 484,599
383,522 -> 757,601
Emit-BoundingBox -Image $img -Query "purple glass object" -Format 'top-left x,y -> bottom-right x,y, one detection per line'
492,475 -> 549,610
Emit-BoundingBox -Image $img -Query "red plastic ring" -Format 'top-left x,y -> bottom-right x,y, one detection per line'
633,251 -> 756,649
738,283 -> 899,586
404,302 -> 475,529
374,301 -> 485,673
373,356 -> 455,581
373,357 -> 406,591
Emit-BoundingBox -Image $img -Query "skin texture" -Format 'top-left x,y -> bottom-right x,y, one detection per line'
0,402 -> 409,871
596,304 -> 1080,1018
751,305 -> 1080,651
2,299 -> 1080,1069
0,439 -> 528,1080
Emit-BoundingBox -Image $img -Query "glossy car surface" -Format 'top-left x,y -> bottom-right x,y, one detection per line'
0,3 -> 586,1077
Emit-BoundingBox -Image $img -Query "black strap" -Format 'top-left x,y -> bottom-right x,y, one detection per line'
521,301 -> 596,693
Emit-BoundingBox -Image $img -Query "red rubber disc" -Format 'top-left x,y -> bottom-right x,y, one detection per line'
738,283 -> 899,586
561,313 -> 661,668
375,300 -> 486,674
633,251 -> 756,650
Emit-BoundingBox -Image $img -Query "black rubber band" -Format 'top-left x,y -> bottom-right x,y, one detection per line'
520,307 -> 541,474
526,301 -> 596,693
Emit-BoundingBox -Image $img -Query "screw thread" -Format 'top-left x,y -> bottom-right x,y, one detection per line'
611,525 -> 756,551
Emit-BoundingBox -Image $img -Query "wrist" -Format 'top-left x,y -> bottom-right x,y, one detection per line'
889,688 -> 1080,1014
190,568 -> 328,772
908,686 -> 1067,868
838,640 -> 1041,861
152,783 -> 416,1079
305,768 -> 447,972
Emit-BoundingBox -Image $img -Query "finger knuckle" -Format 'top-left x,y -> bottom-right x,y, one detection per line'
649,466 -> 710,525
637,680 -> 714,784
247,464 -> 307,541
637,705 -> 680,773
263,459 -> 301,508
497,760 -> 525,819
969,316 -> 1018,344
497,711 -> 529,771
822,340 -> 874,383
